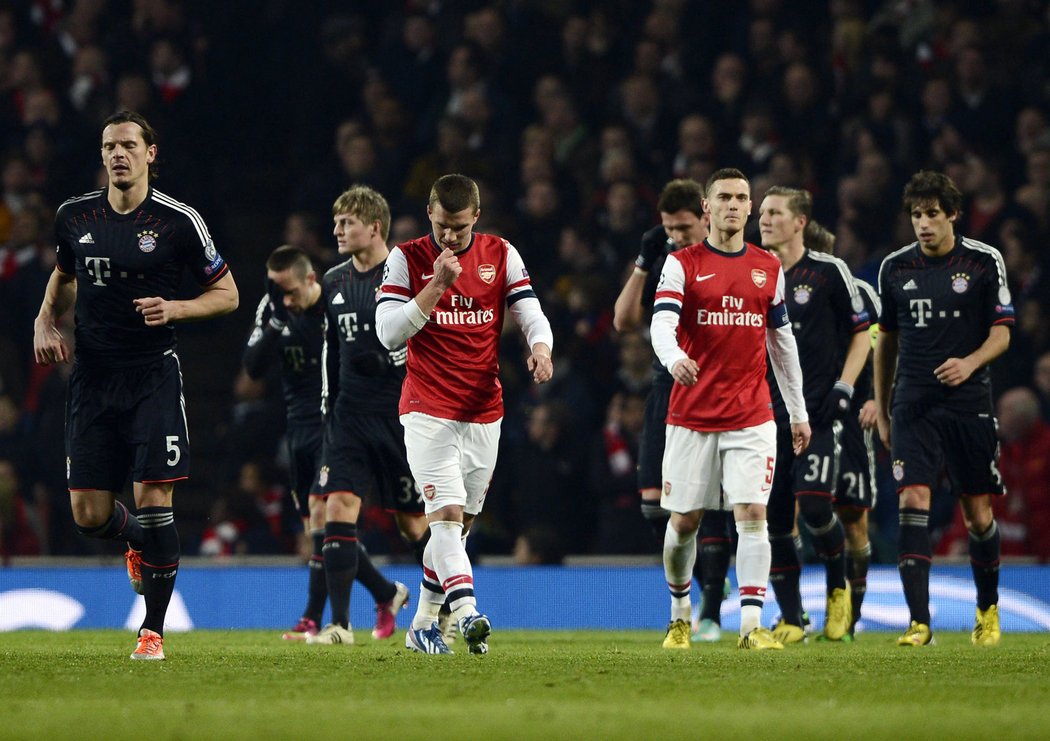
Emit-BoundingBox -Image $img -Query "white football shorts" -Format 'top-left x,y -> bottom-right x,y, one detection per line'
661,420 -> 777,513
400,412 -> 501,515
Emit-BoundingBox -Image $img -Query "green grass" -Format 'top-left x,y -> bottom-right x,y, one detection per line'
1,630 -> 1048,740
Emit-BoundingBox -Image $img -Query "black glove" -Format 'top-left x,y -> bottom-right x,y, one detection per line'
634,226 -> 669,273
266,278 -> 289,329
815,381 -> 853,427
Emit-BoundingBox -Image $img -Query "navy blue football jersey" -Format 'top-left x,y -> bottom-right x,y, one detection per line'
878,236 -> 1014,412
321,258 -> 406,417
55,187 -> 228,367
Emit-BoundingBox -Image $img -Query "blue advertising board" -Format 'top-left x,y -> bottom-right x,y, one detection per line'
2,564 -> 1048,633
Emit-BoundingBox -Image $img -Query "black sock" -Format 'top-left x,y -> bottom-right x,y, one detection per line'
847,543 -> 871,630
303,529 -> 327,624
138,507 -> 179,636
323,521 -> 359,629
898,508 -> 932,625
355,542 -> 396,603
76,500 -> 145,549
969,520 -> 1000,610
409,530 -> 429,567
769,533 -> 804,626
698,511 -> 732,623
798,495 -> 847,592
641,499 -> 669,543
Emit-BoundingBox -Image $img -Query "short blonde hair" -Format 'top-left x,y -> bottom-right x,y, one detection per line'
332,185 -> 391,241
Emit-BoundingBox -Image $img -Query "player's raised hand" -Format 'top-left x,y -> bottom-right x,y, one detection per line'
670,357 -> 699,386
433,248 -> 462,288
134,296 -> 179,326
33,319 -> 69,365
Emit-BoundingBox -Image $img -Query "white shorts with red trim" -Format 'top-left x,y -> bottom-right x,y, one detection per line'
400,412 -> 501,515
661,420 -> 777,513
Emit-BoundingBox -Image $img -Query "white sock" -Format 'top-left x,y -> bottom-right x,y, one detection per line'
736,519 -> 771,635
410,534 -> 446,630
428,520 -> 477,622
663,520 -> 697,622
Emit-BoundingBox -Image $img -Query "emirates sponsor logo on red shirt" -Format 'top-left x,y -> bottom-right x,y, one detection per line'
751,269 -> 766,287
478,264 -> 496,284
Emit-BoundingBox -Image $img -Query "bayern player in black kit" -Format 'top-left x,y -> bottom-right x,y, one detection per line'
243,245 -> 412,641
33,110 -> 239,660
309,185 -> 428,645
875,170 -> 1013,647
758,187 -> 871,643
809,224 -> 883,637
612,178 -> 733,643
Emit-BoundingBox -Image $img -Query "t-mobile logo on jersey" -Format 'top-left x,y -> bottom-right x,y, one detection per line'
338,312 -> 367,342
84,256 -> 111,286
283,345 -> 306,372
909,298 -> 933,327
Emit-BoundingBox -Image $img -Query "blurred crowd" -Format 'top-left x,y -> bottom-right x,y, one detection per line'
2,0 -> 1050,563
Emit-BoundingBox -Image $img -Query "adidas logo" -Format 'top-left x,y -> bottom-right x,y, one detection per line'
79,233 -> 94,244
332,293 -> 345,305
903,279 -> 918,290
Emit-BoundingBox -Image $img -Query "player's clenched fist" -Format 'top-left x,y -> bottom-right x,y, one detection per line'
433,248 -> 462,288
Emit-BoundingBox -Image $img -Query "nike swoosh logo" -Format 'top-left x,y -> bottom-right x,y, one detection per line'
696,274 -> 716,282
421,273 -> 434,280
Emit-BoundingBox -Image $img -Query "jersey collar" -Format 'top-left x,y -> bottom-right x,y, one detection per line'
428,232 -> 476,256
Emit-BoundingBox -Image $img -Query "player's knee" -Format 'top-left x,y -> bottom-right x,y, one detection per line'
669,510 -> 700,536
70,497 -> 110,530
898,485 -> 931,510
961,499 -> 994,534
326,491 -> 361,521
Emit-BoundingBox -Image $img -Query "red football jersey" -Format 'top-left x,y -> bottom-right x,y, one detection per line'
654,241 -> 789,432
378,232 -> 534,423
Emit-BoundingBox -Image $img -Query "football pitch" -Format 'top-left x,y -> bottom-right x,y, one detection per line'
2,630 -> 1048,740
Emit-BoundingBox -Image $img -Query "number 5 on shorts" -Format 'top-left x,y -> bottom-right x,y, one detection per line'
166,435 -> 181,466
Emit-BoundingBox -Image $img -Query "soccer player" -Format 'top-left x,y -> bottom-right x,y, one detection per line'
376,173 -> 554,655
32,110 -> 239,660
651,168 -> 810,651
612,178 -> 733,642
875,170 -> 1013,647
242,244 -> 414,641
807,226 -> 883,637
309,186 -> 429,645
758,187 -> 871,643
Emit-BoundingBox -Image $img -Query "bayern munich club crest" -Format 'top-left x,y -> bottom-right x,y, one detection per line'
793,285 -> 812,305
892,460 -> 905,481
951,272 -> 970,294
137,230 -> 159,253
478,263 -> 496,284
751,269 -> 767,288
